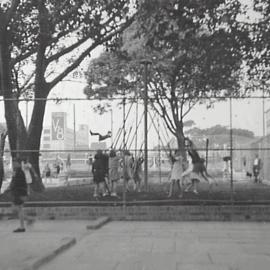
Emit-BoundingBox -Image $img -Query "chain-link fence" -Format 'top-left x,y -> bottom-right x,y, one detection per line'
0,93 -> 269,203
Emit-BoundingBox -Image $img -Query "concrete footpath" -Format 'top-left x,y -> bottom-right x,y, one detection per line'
0,220 -> 93,270
2,220 -> 270,270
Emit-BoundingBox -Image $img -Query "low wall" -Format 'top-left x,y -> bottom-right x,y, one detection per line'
1,201 -> 270,221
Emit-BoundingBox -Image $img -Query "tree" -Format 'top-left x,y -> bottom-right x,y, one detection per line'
0,126 -> 7,191
84,0 -> 251,157
0,0 -> 134,190
241,0 -> 270,92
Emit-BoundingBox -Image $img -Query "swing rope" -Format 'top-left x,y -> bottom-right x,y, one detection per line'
111,102 -> 134,149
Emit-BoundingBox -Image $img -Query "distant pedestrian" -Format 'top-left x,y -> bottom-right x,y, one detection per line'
55,163 -> 60,177
253,154 -> 262,183
92,150 -> 107,198
66,153 -> 71,170
109,149 -> 120,197
8,159 -> 33,232
222,156 -> 231,179
43,163 -> 51,183
168,150 -> 184,198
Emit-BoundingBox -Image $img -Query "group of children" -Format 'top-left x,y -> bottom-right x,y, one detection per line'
91,149 -> 144,198
168,137 -> 214,198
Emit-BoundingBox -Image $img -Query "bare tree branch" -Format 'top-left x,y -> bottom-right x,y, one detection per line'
48,16 -> 134,89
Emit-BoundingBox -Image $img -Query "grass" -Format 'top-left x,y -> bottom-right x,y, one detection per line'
1,179 -> 270,204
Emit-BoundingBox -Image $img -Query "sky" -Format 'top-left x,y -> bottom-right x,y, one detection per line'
34,79 -> 267,149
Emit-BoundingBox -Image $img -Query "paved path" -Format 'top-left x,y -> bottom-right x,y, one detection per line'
40,221 -> 270,270
0,220 -> 91,270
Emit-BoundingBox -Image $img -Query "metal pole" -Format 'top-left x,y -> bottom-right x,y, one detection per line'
111,109 -> 113,147
262,87 -> 265,180
135,97 -> 138,159
122,89 -> 126,215
73,103 -> 76,150
141,60 -> 151,190
229,97 -> 233,203
158,115 -> 161,183
16,108 -> 20,159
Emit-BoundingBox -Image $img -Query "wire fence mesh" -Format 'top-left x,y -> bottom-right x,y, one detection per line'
0,93 -> 269,203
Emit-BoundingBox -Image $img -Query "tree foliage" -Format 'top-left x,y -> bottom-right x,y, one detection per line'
186,124 -> 254,138
0,0 -> 134,188
84,0 -> 251,152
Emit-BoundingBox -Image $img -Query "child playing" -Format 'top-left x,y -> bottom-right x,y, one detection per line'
92,150 -> 107,198
108,149 -> 120,197
9,159 -> 30,232
168,150 -> 184,198
21,158 -> 33,195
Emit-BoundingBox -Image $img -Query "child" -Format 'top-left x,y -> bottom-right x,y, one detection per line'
182,137 -> 212,194
108,149 -> 120,197
122,150 -> 134,192
168,150 -> 184,198
92,150 -> 107,198
90,130 -> 112,141
9,159 -> 29,232
132,155 -> 144,192
21,158 -> 33,195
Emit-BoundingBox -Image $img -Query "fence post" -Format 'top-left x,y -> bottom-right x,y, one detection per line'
229,97 -> 234,204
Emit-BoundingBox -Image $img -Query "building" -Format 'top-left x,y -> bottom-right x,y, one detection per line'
41,112 -> 89,152
40,112 -> 89,169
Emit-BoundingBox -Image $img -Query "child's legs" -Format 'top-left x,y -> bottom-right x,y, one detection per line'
168,180 -> 175,196
111,180 -> 117,193
185,182 -> 193,191
18,205 -> 25,229
94,183 -> 99,196
100,181 -> 105,194
176,179 -> 183,193
12,204 -> 25,228
192,179 -> 199,192
136,180 -> 141,192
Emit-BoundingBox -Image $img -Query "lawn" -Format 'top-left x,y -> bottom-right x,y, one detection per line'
1,179 -> 270,204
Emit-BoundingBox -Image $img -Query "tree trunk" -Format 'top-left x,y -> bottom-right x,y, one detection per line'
4,100 -> 28,159
1,34 -> 28,161
175,122 -> 186,160
26,86 -> 49,192
0,131 -> 7,191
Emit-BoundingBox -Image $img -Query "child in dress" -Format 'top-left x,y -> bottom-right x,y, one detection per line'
108,149 -> 120,197
21,158 -> 33,195
168,150 -> 184,198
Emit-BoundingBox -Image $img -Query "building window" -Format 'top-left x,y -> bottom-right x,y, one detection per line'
43,144 -> 50,149
43,136 -> 50,141
43,129 -> 50,134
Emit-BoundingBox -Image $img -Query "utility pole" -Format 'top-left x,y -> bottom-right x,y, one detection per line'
140,59 -> 151,190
